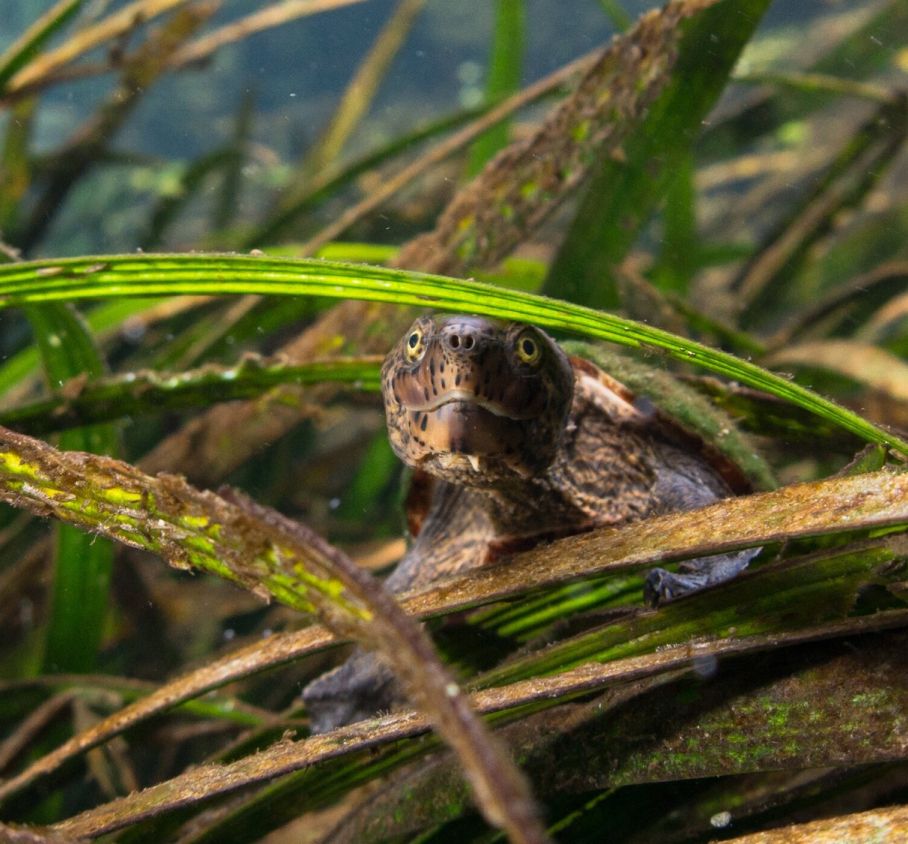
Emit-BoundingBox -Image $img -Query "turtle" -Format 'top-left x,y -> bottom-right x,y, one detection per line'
302,314 -> 761,733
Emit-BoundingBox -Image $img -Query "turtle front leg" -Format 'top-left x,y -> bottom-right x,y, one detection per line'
643,547 -> 760,606
642,445 -> 762,606
302,649 -> 401,734
302,484 -> 493,733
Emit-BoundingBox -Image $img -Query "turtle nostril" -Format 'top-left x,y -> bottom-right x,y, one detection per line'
444,325 -> 480,353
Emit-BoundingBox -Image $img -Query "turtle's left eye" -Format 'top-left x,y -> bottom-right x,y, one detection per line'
515,332 -> 541,365
405,327 -> 426,361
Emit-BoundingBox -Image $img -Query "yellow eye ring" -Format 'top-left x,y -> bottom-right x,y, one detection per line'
515,332 -> 541,365
405,328 -> 425,361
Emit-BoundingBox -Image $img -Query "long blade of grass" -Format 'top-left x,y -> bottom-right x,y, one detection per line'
289,0 -> 425,191
0,253 -> 903,454
0,426 -> 550,844
543,0 -> 771,308
466,0 -> 524,176
0,0 -> 84,94
23,304 -> 117,674
0,355 -> 383,435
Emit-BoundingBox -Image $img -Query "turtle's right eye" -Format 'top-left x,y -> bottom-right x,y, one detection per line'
405,327 -> 426,361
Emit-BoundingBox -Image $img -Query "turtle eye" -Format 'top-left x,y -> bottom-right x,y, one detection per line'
405,327 -> 426,362
515,332 -> 541,365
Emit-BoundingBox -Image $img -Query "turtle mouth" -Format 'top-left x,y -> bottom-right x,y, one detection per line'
409,389 -> 528,421
414,399 -> 522,461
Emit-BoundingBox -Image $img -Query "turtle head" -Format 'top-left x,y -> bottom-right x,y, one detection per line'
381,315 -> 574,486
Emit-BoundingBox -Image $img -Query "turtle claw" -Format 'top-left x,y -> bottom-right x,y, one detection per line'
644,548 -> 760,607
644,567 -> 711,606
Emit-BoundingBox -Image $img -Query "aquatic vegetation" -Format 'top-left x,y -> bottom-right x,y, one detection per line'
0,0 -> 905,840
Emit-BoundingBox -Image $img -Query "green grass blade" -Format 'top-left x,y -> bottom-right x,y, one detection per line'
24,303 -> 117,672
0,97 -> 35,234
0,296 -> 171,399
212,92 -> 253,232
0,253 -> 903,455
543,0 -> 771,308
0,0 -> 84,93
1,356 -> 382,435
596,0 -> 631,31
650,149 -> 697,295
466,0 -> 524,176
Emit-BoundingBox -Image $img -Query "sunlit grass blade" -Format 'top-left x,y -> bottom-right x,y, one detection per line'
0,253 -> 903,455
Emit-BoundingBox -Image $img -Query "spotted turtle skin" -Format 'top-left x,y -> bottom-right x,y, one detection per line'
302,315 -> 757,732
